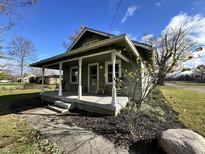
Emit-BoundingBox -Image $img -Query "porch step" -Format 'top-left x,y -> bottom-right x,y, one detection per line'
54,100 -> 74,110
47,105 -> 69,114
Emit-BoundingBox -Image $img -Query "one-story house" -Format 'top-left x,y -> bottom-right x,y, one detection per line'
30,27 -> 154,115
35,75 -> 60,85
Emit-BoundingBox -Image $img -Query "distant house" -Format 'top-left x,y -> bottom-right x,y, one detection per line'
30,27 -> 154,115
17,74 -> 36,83
36,75 -> 60,85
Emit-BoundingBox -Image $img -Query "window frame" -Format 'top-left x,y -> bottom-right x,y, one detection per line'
70,66 -> 78,84
105,60 -> 122,85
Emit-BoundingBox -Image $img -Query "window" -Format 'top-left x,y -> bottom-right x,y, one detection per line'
70,66 -> 78,84
105,60 -> 121,84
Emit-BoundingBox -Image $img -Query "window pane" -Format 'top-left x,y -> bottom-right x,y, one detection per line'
72,69 -> 78,75
108,74 -> 112,83
107,63 -> 120,83
90,66 -> 97,75
72,76 -> 77,82
108,64 -> 112,72
108,64 -> 119,73
71,68 -> 78,83
115,64 -> 119,71
116,72 -> 119,78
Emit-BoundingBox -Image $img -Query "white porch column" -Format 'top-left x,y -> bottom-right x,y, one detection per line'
58,62 -> 63,96
41,67 -> 45,93
78,58 -> 82,99
112,51 -> 117,107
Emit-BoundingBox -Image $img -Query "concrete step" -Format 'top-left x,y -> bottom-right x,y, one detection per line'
55,100 -> 74,110
48,105 -> 69,114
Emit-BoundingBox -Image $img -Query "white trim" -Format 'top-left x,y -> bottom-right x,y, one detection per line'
88,63 -> 99,93
70,66 -> 78,84
68,28 -> 113,51
78,58 -> 82,99
111,51 -> 117,107
58,62 -> 63,96
116,51 -> 130,62
68,28 -> 87,51
105,59 -> 122,85
44,50 -> 115,68
125,35 -> 140,57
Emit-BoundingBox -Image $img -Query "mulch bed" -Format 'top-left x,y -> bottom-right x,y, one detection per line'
62,107 -> 184,153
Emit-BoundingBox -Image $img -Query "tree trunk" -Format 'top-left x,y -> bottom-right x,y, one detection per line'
20,67 -> 23,84
157,71 -> 166,85
20,59 -> 23,84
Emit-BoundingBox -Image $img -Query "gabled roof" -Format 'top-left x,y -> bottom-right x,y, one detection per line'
30,27 -> 154,68
67,26 -> 152,52
67,27 -> 115,51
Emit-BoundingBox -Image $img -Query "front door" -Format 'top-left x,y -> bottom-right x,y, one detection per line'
88,63 -> 99,93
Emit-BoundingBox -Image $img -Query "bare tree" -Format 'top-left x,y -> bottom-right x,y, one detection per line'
0,0 -> 37,30
62,25 -> 85,49
144,26 -> 196,85
7,36 -> 36,83
0,0 -> 37,16
194,64 -> 205,81
0,0 -> 37,72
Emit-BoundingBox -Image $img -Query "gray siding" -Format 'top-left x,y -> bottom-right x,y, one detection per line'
62,52 -> 142,98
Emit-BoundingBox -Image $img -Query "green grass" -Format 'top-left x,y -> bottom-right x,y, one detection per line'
0,90 -> 43,153
174,81 -> 205,88
0,86 -> 64,154
160,86 -> 205,136
0,83 -> 55,91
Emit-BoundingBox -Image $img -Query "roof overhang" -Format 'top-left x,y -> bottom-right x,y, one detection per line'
30,34 -> 147,68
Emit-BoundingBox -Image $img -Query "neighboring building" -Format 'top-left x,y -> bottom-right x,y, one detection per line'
17,74 -> 36,83
0,80 -> 11,83
36,75 -> 60,85
30,27 -> 154,115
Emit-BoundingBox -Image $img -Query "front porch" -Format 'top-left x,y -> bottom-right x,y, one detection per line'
41,91 -> 128,115
38,49 -> 130,115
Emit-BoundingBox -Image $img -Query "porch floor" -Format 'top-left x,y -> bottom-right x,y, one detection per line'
41,91 -> 128,115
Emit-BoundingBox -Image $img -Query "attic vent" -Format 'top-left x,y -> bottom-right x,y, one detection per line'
83,39 -> 99,46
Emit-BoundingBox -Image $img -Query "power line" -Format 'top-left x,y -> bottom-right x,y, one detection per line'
108,0 -> 122,32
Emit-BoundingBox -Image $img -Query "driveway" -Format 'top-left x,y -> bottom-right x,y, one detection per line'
165,83 -> 205,93
19,108 -> 128,154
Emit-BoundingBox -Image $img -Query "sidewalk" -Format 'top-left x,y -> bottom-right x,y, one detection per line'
19,108 -> 128,154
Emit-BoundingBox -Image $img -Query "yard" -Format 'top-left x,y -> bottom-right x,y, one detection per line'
161,84 -> 205,136
0,90 -> 42,153
171,81 -> 205,88
0,82 -> 204,153
0,82 -> 55,91
0,85 -> 62,154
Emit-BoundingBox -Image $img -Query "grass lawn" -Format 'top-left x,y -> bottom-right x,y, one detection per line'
0,90 -> 43,153
0,83 -> 55,91
174,81 -> 205,88
0,85 -> 61,153
160,86 -> 205,136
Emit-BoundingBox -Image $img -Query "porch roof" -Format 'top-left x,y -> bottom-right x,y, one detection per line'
30,34 -> 153,69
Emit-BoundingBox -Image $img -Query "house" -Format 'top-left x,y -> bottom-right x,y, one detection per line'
35,75 -> 60,85
30,27 -> 154,115
17,74 -> 36,83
